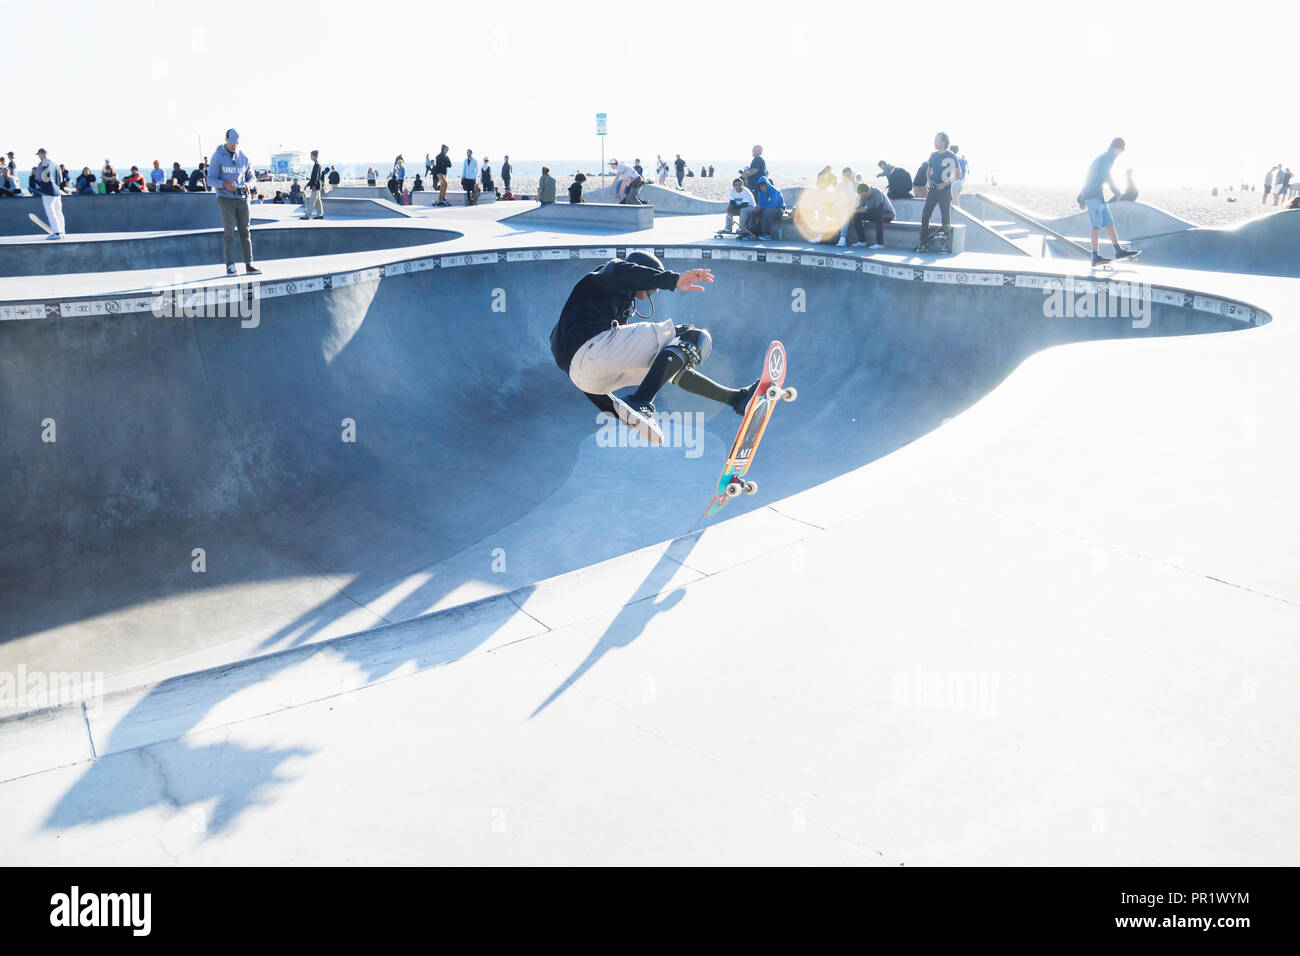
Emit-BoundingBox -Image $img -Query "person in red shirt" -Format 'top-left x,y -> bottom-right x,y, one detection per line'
122,166 -> 148,193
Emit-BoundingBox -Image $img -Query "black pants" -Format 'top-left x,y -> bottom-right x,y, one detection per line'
920,186 -> 952,235
502,173 -> 511,190
852,210 -> 892,245
461,177 -> 476,205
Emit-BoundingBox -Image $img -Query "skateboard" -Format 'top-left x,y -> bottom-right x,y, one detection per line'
28,213 -> 52,235
705,340 -> 796,517
914,228 -> 950,254
1094,249 -> 1143,269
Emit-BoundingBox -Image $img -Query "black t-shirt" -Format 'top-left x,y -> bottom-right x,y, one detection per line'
568,182 -> 583,203
434,153 -> 452,175
549,260 -> 681,372
328,169 -> 341,185
674,158 -> 686,174
744,155 -> 767,191
886,166 -> 912,197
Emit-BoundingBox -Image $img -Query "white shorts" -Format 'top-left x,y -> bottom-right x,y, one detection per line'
568,318 -> 675,395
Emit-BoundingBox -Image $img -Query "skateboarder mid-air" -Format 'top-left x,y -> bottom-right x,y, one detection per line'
549,253 -> 759,445
1078,137 -> 1140,267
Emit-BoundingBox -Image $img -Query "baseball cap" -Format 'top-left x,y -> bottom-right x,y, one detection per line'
226,128 -> 240,144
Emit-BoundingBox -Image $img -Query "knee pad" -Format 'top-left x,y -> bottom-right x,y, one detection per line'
667,326 -> 712,375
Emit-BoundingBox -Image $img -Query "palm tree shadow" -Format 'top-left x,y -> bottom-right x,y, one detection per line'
529,533 -> 700,718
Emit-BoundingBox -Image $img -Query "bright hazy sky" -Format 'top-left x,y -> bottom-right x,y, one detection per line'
2,0 -> 1294,189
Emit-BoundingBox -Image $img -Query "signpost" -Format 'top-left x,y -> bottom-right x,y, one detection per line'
597,112 -> 607,184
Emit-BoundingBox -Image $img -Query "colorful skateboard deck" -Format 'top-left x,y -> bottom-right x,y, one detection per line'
705,340 -> 795,517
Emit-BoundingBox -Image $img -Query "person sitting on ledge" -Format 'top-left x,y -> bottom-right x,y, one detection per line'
74,167 -> 97,195
122,166 -> 148,192
1110,168 -> 1139,202
569,172 -> 586,203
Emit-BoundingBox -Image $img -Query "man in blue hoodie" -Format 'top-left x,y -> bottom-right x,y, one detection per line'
209,128 -> 260,276
745,176 -> 784,240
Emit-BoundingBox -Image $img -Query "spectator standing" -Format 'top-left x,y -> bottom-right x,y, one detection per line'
32,147 -> 65,238
740,145 -> 767,193
917,132 -> 962,251
303,149 -> 325,220
950,146 -> 967,206
1273,167 -> 1292,207
481,157 -> 494,195
656,154 -> 669,185
674,153 -> 686,189
1263,164 -> 1278,204
501,155 -> 512,192
460,149 -> 479,205
208,127 -> 260,275
835,167 -> 859,246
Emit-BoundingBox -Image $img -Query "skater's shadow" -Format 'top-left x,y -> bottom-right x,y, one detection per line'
529,534 -> 699,718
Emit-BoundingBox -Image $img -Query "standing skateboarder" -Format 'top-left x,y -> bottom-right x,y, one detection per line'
550,253 -> 757,445
1077,137 -> 1139,267
32,148 -> 65,239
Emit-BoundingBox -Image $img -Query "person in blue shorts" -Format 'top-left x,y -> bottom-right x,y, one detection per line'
1078,137 -> 1138,267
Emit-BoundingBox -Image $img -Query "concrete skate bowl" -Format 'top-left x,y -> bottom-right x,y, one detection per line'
0,224 -> 461,277
0,250 -> 1265,691
1130,211 -> 1300,278
0,192 -> 273,237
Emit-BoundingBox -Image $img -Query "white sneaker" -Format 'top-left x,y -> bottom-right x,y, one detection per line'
852,241 -> 866,247
836,237 -> 846,247
869,243 -> 884,250
610,395 -> 665,446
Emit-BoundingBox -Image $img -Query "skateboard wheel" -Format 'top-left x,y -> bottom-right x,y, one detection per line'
743,480 -> 758,495
766,385 -> 782,401
725,481 -> 743,498
782,387 -> 797,402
